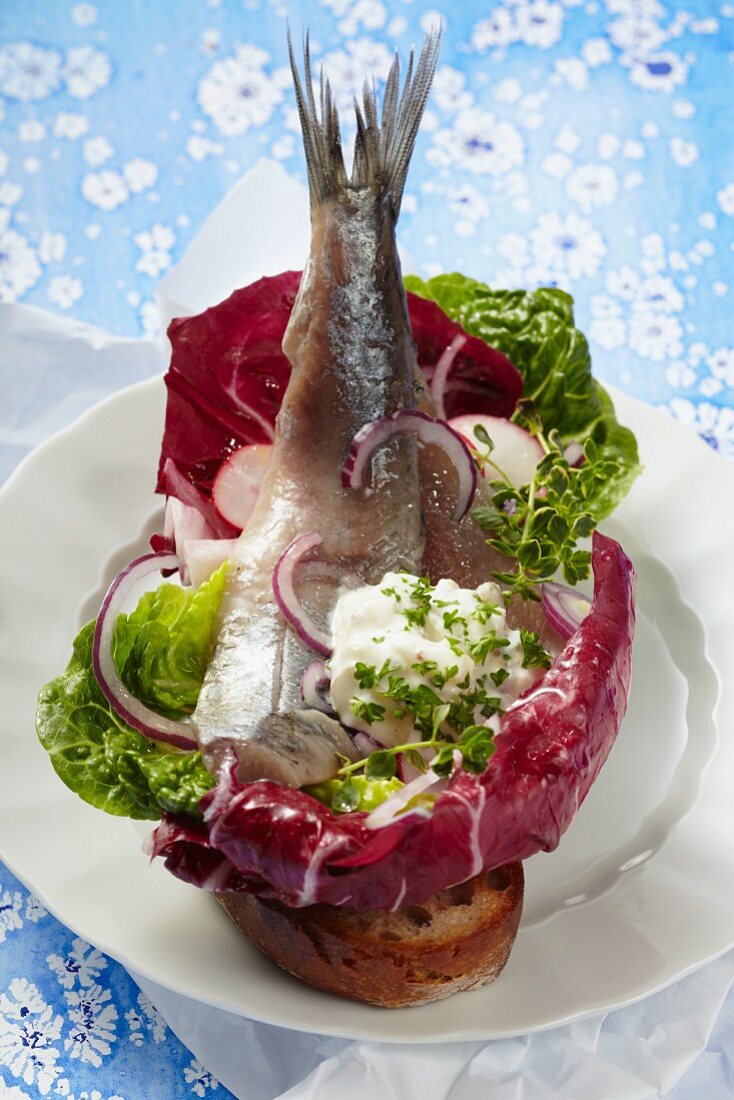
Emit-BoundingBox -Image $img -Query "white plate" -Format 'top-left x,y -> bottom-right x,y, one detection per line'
1,377 -> 732,1044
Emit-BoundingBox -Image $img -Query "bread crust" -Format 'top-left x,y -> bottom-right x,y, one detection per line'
215,862 -> 523,1007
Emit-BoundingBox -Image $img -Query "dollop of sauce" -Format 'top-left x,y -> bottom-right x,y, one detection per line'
329,572 -> 547,747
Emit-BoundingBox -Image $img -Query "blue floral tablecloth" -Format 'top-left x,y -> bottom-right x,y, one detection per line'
1,1 -> 732,1097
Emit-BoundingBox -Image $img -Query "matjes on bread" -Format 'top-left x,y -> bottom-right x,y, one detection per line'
215,862 -> 523,1008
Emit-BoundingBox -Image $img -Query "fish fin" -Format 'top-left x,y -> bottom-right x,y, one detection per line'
288,27 -> 441,217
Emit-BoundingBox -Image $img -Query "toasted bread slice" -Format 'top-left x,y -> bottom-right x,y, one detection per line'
215,862 -> 523,1007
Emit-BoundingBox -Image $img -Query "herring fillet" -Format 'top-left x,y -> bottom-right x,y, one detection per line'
192,32 -> 442,786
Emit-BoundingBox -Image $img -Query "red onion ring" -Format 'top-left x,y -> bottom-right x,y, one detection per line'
342,410 -> 477,522
300,661 -> 332,712
430,334 -> 467,420
272,533 -> 332,656
542,580 -> 592,641
92,552 -> 198,750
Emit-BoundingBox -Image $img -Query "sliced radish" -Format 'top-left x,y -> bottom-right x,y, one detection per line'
212,444 -> 272,529
183,538 -> 237,588
450,414 -> 544,489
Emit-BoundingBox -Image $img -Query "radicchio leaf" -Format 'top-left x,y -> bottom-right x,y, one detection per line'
150,531 -> 636,910
156,271 -> 523,511
156,271 -> 302,500
408,292 -> 522,419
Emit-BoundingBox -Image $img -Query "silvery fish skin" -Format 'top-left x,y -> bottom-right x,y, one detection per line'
193,35 -> 441,786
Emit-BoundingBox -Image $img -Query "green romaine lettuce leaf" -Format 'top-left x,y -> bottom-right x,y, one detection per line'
404,273 -> 641,519
306,775 -> 404,813
35,565 -> 227,820
113,565 -> 227,718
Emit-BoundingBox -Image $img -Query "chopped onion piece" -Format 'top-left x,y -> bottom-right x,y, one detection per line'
92,552 -> 198,750
165,496 -> 216,585
542,580 -> 592,641
343,410 -> 477,522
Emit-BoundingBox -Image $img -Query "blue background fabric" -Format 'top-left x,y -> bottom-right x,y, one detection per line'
0,1 -> 732,1097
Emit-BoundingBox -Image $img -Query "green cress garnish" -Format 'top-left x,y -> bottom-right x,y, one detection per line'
471,406 -> 609,601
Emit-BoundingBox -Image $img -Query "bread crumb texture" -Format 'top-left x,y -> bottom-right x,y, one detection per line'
215,863 -> 524,1007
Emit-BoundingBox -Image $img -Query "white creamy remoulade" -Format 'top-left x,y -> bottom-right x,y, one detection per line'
329,572 -> 548,748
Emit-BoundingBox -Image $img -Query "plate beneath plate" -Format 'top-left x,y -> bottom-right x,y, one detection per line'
1,377 -> 732,1043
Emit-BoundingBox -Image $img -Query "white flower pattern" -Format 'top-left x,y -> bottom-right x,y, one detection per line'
63,984 -> 118,1067
0,43 -> 62,101
0,229 -> 42,301
427,108 -> 524,177
47,939 -> 106,992
0,891 -> 23,942
47,275 -> 84,309
529,210 -> 606,281
61,46 -> 112,100
198,45 -> 282,136
183,1059 -> 221,1097
81,170 -> 129,211
0,979 -> 64,1095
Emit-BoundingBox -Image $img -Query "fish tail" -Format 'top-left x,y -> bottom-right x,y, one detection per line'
288,28 -> 441,217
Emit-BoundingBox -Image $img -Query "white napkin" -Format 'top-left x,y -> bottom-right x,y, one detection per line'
133,950 -> 734,1100
0,301 -> 162,482
156,158 -> 311,331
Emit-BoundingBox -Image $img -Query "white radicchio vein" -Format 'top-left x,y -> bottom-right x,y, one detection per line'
390,876 -> 408,912
198,857 -> 237,892
202,746 -> 240,825
297,835 -> 354,906
450,784 -> 486,877
222,376 -> 276,442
